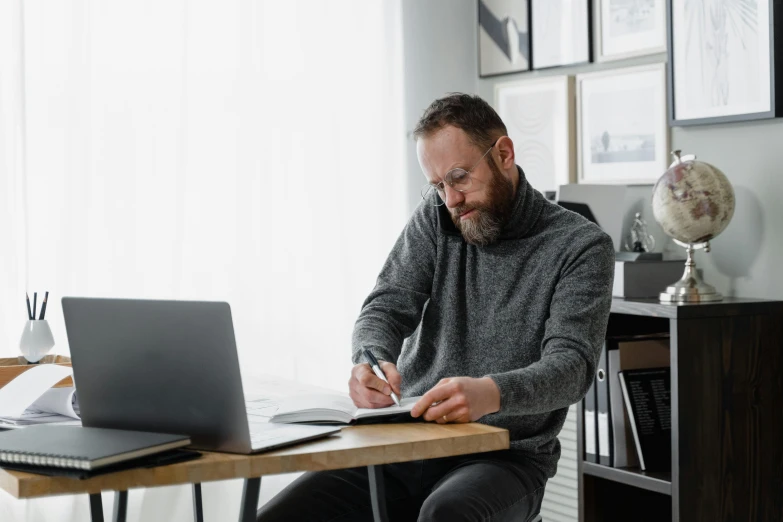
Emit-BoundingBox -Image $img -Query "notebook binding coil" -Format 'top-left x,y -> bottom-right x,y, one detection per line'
0,450 -> 87,469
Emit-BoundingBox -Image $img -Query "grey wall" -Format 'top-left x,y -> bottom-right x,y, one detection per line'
403,0 -> 782,300
402,0 -> 478,213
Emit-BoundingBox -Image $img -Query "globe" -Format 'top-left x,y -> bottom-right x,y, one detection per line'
651,150 -> 736,302
652,153 -> 735,244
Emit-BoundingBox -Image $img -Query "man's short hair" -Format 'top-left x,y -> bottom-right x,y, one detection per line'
413,93 -> 507,150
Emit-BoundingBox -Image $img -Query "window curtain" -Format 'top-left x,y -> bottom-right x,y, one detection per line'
0,1 -> 405,520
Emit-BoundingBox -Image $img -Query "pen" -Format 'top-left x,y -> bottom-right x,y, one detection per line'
363,349 -> 401,406
39,291 -> 49,320
26,293 -> 33,320
32,292 -> 37,321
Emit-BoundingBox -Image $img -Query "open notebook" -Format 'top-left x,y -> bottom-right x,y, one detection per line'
269,394 -> 420,424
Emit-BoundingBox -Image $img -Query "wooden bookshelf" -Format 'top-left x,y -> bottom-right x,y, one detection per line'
577,297 -> 783,522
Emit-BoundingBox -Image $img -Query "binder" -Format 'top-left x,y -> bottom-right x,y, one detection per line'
596,342 -> 612,466
583,377 -> 598,463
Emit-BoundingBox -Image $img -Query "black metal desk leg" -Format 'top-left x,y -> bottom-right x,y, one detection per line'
113,491 -> 128,522
239,477 -> 261,522
192,483 -> 204,522
89,493 -> 104,522
367,465 -> 389,522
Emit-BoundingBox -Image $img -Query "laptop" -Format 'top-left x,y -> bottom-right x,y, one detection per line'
61,297 -> 340,454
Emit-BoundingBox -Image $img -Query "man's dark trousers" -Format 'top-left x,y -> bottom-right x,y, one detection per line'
256,449 -> 547,522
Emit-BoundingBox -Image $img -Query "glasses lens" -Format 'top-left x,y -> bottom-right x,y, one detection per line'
420,185 -> 445,206
446,169 -> 471,192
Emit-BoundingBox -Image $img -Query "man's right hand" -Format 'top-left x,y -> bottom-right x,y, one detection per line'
348,361 -> 402,409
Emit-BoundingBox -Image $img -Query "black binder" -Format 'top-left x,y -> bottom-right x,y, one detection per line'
596,342 -> 612,466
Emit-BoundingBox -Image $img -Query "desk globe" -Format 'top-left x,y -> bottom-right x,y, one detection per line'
651,150 -> 735,302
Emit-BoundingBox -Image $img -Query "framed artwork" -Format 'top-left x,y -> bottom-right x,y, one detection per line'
668,0 -> 783,125
577,63 -> 669,184
531,0 -> 592,69
597,0 -> 667,61
495,76 -> 576,195
478,0 -> 531,77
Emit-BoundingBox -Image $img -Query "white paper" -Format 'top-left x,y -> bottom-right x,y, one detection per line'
0,364 -> 74,418
27,386 -> 79,419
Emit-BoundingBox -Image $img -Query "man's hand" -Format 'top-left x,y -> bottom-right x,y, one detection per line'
348,361 -> 402,409
410,377 -> 500,423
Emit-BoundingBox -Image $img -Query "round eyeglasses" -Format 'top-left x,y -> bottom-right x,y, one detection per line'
420,140 -> 498,206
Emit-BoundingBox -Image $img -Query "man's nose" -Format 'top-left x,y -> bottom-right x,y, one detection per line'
443,185 -> 465,208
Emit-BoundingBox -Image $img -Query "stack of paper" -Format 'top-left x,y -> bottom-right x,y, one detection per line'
0,365 -> 81,429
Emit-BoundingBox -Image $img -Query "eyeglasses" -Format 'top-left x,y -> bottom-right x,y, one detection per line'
420,139 -> 499,206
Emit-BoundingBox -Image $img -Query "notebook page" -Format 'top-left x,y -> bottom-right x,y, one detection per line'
353,396 -> 419,419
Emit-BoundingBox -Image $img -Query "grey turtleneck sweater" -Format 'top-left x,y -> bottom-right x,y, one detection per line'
351,167 -> 615,478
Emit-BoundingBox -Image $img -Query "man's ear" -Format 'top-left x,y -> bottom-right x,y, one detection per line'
495,136 -> 516,170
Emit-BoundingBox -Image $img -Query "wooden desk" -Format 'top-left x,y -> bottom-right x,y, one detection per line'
0,422 -> 509,522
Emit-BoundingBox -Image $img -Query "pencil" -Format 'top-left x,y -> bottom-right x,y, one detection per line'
39,291 -> 49,320
32,292 -> 37,321
26,293 -> 32,320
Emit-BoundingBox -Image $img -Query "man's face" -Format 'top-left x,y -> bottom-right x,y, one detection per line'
417,126 -> 515,246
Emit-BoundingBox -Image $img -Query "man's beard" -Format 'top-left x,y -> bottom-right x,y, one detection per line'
450,159 -> 515,246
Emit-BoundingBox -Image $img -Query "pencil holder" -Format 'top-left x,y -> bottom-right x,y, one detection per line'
19,320 -> 55,363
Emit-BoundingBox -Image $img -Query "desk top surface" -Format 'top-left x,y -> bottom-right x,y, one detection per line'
0,422 -> 509,499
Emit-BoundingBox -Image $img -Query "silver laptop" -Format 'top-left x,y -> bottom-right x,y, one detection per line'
61,297 -> 340,454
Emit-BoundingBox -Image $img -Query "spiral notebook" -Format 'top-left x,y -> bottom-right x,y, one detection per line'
0,425 -> 190,471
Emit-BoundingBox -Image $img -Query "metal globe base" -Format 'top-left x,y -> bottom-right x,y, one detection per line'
659,240 -> 723,303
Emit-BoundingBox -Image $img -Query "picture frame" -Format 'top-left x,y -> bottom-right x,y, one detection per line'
668,0 -> 783,126
495,76 -> 576,195
576,63 -> 669,184
597,0 -> 667,61
531,0 -> 592,69
478,0 -> 532,77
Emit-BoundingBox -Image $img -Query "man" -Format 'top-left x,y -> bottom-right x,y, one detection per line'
258,94 -> 614,521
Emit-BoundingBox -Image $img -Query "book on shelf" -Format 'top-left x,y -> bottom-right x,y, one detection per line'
618,367 -> 672,472
0,425 -> 190,471
607,335 -> 670,468
270,393 -> 419,424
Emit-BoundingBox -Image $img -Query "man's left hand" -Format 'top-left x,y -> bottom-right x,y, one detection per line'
410,377 -> 501,424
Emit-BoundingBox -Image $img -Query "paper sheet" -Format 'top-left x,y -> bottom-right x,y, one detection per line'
0,364 -> 74,418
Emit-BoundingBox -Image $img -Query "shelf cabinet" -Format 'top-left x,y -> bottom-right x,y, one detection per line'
577,298 -> 783,522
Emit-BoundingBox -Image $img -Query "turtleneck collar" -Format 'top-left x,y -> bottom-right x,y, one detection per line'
437,165 -> 544,242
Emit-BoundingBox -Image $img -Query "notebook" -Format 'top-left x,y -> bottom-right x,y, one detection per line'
0,425 -> 190,471
269,393 -> 420,424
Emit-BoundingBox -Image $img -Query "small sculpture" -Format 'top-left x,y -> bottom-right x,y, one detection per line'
624,212 -> 656,253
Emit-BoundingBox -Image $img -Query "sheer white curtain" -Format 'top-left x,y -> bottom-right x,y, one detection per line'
0,1 -> 405,520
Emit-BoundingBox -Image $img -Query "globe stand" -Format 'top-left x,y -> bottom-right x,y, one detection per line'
660,240 -> 723,303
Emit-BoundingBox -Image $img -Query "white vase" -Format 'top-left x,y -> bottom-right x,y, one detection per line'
19,320 -> 55,363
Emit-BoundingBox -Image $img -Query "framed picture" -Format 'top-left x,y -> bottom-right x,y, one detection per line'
531,0 -> 592,69
597,0 -> 667,61
495,76 -> 576,195
577,63 -> 669,184
478,0 -> 531,77
668,0 -> 783,125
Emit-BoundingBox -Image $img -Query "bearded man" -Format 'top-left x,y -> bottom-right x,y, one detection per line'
258,93 -> 614,522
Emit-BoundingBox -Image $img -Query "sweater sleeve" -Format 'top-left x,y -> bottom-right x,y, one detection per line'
351,202 -> 438,364
486,231 -> 614,416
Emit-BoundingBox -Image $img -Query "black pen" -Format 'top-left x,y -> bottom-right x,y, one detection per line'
39,291 -> 49,320
26,293 -> 32,320
32,292 -> 37,321
363,349 -> 401,406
